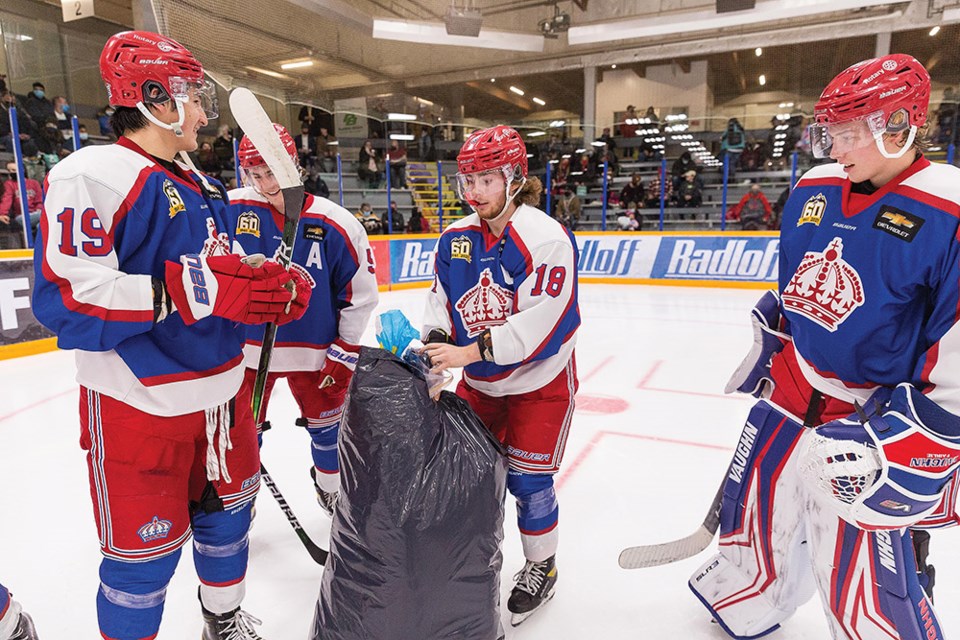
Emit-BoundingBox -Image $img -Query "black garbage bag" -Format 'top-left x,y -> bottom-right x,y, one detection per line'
310,347 -> 508,640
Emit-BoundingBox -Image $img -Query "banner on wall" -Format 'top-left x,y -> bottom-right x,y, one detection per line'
334,97 -> 369,138
0,254 -> 53,348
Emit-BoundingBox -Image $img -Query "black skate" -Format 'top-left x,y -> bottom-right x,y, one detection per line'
310,466 -> 339,517
201,604 -> 264,640
507,555 -> 557,627
10,611 -> 39,640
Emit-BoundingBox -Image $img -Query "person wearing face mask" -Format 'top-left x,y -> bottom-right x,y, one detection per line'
21,82 -> 53,127
690,53 -> 960,640
32,30 -> 311,640
0,91 -> 39,155
0,161 -> 42,243
52,96 -> 72,140
97,104 -> 116,137
421,125 -> 581,628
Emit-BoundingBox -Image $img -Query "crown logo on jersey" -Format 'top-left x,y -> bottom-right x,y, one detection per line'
137,516 -> 173,542
797,193 -> 826,227
782,237 -> 865,332
164,179 -> 185,219
270,245 -> 316,289
201,217 -> 230,257
455,267 -> 514,337
236,211 -> 261,237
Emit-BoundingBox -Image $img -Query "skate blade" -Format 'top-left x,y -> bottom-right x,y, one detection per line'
509,591 -> 555,627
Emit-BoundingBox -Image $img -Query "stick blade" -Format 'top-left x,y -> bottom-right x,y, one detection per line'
228,87 -> 301,189
618,526 -> 714,569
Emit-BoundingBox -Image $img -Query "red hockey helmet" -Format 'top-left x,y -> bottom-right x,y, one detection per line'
811,54 -> 930,159
238,123 -> 298,170
100,31 -> 217,119
457,125 -> 528,178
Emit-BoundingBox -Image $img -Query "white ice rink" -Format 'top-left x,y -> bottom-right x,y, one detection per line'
2,284 -> 958,639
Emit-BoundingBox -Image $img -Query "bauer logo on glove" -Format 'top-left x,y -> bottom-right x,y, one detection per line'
798,383 -> 960,530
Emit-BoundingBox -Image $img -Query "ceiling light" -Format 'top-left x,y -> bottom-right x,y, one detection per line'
373,19 -> 544,52
611,64 -> 617,69
575,148 -> 586,153
567,0 -> 897,45
245,66 -> 290,80
509,86 -> 525,96
389,133 -> 415,141
528,131 -> 546,137
490,78 -> 496,82
755,47 -> 763,56
759,74 -> 767,86
929,25 -> 940,35
327,141 -> 339,146
280,60 -> 314,70
416,97 -> 435,106
550,120 -> 565,127
533,97 -> 546,106
387,113 -> 417,121
590,140 -> 606,147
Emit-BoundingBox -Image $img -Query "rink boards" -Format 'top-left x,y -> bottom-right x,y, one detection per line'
0,232 -> 778,359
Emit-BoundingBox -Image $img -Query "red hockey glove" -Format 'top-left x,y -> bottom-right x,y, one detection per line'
314,339 -> 360,421
274,266 -> 312,326
164,253 -> 295,325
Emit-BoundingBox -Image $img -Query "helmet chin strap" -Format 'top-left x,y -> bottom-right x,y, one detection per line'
875,125 -> 917,159
136,97 -> 187,137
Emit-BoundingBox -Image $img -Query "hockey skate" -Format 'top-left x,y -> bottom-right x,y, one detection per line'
309,466 -> 338,517
10,611 -> 39,640
201,603 -> 264,640
507,555 -> 557,627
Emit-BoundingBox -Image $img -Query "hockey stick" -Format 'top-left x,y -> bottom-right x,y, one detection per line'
229,88 -> 327,565
618,480 -> 724,569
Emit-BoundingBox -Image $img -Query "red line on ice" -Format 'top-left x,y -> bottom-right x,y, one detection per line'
581,355 -> 614,383
0,388 -> 74,424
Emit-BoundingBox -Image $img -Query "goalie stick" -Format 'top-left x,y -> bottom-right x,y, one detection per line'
229,88 -> 327,565
618,480 -> 723,569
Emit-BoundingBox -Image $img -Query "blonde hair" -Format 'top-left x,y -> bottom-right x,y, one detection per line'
512,176 -> 544,207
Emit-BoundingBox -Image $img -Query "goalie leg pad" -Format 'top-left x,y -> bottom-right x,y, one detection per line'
690,401 -> 816,638
805,510 -> 944,640
508,471 -> 559,563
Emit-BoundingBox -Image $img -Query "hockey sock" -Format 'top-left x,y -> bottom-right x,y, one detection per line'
306,421 -> 340,484
97,552 -> 179,640
508,471 -> 559,562
192,509 -> 251,615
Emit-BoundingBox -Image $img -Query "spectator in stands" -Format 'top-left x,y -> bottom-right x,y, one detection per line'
771,186 -> 790,231
97,105 -> 116,138
22,82 -> 54,126
355,202 -> 382,234
213,124 -> 234,171
620,105 -> 638,158
418,126 -> 434,160
316,127 -> 337,173
728,183 -> 772,230
740,141 -> 766,171
382,200 -> 404,233
358,139 -> 382,189
0,91 -> 39,155
298,104 -> 319,135
386,140 -> 408,188
407,205 -> 429,233
77,124 -> 92,147
644,106 -> 660,126
0,74 -> 6,94
720,118 -> 746,170
196,140 -> 222,177
638,146 -> 656,163
676,169 -> 703,211
303,168 -> 330,198
671,151 -> 698,190
52,95 -> 73,142
1,160 -> 43,241
596,127 -> 617,155
36,121 -> 69,167
644,169 -> 672,208
619,173 -> 644,210
595,147 -> 618,177
617,205 -> 640,231
936,87 -> 958,145
556,188 -> 581,231
552,156 -> 571,192
295,124 -> 317,170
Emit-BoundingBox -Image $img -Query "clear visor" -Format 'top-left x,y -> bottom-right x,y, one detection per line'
243,164 -> 280,193
809,109 -> 907,159
170,76 -> 218,119
454,166 -> 511,203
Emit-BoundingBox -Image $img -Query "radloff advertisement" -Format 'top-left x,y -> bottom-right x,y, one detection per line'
368,232 -> 780,286
0,252 -> 54,357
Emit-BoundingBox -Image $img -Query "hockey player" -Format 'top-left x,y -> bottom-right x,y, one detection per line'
689,53 -> 960,640
0,585 -> 38,640
31,31 -> 310,640
230,124 -> 378,514
421,125 -> 581,626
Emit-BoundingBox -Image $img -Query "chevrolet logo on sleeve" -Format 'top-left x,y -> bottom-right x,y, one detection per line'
873,206 -> 924,242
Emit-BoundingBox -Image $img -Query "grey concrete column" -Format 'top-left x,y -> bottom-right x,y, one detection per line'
583,65 -> 597,145
875,31 -> 891,58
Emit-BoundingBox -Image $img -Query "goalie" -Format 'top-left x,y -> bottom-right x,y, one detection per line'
690,54 -> 960,640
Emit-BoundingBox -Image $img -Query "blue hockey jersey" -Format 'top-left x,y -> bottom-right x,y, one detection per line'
33,137 -> 245,416
780,157 -> 960,417
423,204 -> 580,396
228,189 -> 378,371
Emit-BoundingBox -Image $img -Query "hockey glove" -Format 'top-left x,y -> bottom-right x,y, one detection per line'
725,290 -> 790,398
314,339 -> 360,427
273,267 -> 312,326
798,383 -> 960,530
164,253 -> 295,325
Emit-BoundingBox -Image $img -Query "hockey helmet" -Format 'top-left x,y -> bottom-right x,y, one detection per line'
238,123 -> 299,170
100,31 -> 218,122
811,54 -> 930,159
457,125 -> 528,178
